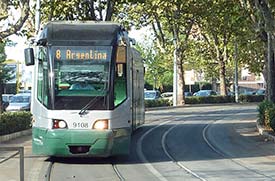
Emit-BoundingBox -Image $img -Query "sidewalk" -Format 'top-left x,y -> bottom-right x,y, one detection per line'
256,122 -> 275,142
0,129 -> 31,143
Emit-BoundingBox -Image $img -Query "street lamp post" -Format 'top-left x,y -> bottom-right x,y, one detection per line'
234,41 -> 239,103
173,29 -> 178,106
35,0 -> 41,33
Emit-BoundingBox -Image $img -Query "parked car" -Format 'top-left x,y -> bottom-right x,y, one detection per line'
18,89 -> 31,94
144,90 -> 161,100
2,94 -> 14,111
2,94 -> 14,102
193,90 -> 217,97
184,92 -> 192,97
240,91 -> 256,95
161,92 -> 173,101
255,89 -> 265,95
6,93 -> 31,112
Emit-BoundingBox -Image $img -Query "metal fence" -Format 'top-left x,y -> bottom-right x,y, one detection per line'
0,147 -> 24,181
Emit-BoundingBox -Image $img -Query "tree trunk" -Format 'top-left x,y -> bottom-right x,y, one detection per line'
267,32 -> 275,102
263,58 -> 268,100
215,45 -> 227,95
105,0 -> 114,21
0,82 -> 3,113
219,60 -> 227,95
177,52 -> 185,105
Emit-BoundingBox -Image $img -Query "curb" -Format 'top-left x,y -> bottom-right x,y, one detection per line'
0,129 -> 32,143
256,122 -> 275,142
145,102 -> 258,112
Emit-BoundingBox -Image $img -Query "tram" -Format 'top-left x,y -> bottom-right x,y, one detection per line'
24,21 -> 145,157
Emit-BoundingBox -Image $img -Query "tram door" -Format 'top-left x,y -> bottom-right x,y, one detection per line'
131,49 -> 145,130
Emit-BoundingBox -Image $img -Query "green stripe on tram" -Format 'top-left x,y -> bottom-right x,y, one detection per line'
32,127 -> 131,157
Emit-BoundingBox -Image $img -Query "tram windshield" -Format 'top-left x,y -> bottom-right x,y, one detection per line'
53,46 -> 112,110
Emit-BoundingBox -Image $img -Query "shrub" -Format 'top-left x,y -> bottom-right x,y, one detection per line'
0,111 -> 32,136
145,99 -> 172,108
257,100 -> 274,126
185,95 -> 235,104
270,110 -> 275,132
145,95 -> 264,108
257,100 -> 275,132
263,107 -> 275,132
239,95 -> 264,103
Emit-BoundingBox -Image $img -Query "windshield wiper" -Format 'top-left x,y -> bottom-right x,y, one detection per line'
78,96 -> 100,115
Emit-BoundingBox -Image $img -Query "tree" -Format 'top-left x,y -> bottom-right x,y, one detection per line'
0,42 -> 15,113
0,0 -> 30,40
135,41 -> 173,91
0,0 -> 30,113
239,0 -> 275,102
255,0 -> 275,102
117,1 -> 198,105
40,0 -> 118,22
193,0 -> 249,95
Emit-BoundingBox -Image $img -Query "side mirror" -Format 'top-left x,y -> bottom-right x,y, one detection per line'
130,38 -> 136,45
24,48 -> 34,66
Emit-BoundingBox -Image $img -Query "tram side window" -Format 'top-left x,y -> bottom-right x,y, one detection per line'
37,47 -> 49,107
114,63 -> 127,106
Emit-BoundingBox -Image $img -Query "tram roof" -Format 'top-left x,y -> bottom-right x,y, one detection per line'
37,21 -> 124,46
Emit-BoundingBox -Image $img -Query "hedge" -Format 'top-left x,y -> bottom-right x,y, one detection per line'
0,111 -> 32,136
257,101 -> 275,132
145,95 -> 264,108
145,98 -> 172,108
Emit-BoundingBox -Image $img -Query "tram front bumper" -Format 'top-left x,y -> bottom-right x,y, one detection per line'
32,128 -> 131,157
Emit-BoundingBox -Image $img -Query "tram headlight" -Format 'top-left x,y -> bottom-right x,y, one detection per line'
52,119 -> 68,129
92,119 -> 109,130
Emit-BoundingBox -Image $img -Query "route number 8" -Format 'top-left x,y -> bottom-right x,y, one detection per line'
56,49 -> 61,59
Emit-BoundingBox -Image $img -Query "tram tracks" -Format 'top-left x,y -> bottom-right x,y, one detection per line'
45,158 -> 126,181
162,124 -> 207,181
45,160 -> 54,181
202,117 -> 274,180
112,163 -> 125,181
137,116 -> 209,181
138,108 -> 272,181
43,107 -> 270,181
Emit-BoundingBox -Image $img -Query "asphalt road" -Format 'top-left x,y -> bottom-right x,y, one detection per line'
1,103 -> 275,181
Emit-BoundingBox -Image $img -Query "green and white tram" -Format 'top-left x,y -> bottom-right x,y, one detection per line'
24,21 -> 145,157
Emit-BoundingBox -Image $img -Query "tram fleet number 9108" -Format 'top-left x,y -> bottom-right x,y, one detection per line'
24,21 -> 145,157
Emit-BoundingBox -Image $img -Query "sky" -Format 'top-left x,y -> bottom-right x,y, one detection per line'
5,35 -> 27,61
5,27 -> 149,61
4,27 -> 149,85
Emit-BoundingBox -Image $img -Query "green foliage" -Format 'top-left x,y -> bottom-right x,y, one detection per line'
270,110 -> 275,132
239,95 -> 264,103
145,99 -> 172,108
145,95 -> 263,108
0,111 -> 32,136
0,41 -> 16,112
257,101 -> 275,132
185,96 -> 235,104
0,42 -> 6,61
40,0 -> 121,22
135,42 -> 173,90
257,101 -> 274,126
0,0 -> 30,39
0,41 -> 15,84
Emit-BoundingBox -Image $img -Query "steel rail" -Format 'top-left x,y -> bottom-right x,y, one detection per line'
202,114 -> 274,180
161,124 -> 207,181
